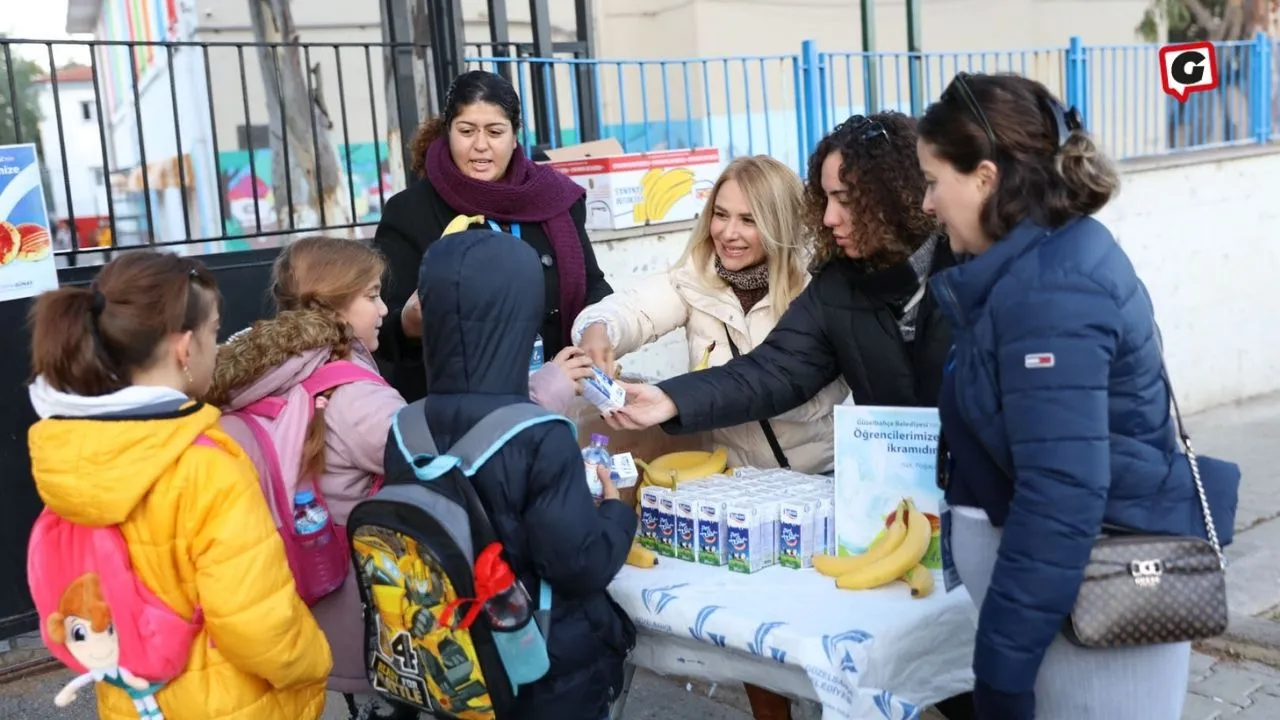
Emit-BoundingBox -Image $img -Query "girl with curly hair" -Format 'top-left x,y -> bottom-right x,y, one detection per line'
604,112 -> 975,720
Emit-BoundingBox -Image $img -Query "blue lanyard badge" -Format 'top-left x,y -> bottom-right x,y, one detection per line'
486,220 -> 522,239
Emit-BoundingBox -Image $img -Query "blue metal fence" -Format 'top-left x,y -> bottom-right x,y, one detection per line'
466,33 -> 1279,172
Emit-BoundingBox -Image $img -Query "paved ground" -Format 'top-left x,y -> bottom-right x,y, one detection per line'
2,392 -> 1279,719
1185,652 -> 1280,719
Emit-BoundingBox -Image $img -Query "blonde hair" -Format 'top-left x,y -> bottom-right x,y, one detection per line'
271,236 -> 387,479
676,156 -> 809,321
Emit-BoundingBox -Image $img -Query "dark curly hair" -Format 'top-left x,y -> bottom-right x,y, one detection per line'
805,112 -> 937,270
407,70 -> 523,178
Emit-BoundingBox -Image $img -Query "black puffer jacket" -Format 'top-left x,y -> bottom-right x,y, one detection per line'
373,177 -> 613,402
413,227 -> 637,719
659,239 -> 956,434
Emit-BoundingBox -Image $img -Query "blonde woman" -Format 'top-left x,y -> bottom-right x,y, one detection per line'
574,155 -> 847,476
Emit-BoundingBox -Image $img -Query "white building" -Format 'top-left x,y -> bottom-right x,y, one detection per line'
33,64 -> 111,247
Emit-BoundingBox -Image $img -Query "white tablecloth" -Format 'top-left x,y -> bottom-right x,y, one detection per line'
608,561 -> 978,720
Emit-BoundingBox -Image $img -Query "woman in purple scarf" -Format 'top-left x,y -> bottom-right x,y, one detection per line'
374,70 -> 613,402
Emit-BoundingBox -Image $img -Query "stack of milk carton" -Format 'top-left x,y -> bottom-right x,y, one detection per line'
636,467 -> 834,574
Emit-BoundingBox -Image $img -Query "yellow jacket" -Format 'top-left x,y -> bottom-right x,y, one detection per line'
29,400 -> 331,719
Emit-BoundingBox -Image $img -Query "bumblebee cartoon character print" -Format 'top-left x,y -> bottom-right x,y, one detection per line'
353,528 -> 493,719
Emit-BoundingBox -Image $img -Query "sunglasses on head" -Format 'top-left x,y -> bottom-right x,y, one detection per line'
948,72 -> 997,157
843,114 -> 889,144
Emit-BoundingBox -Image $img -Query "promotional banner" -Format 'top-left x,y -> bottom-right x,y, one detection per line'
0,144 -> 59,302
833,405 -> 943,569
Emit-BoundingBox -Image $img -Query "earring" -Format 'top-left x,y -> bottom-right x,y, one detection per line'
182,364 -> 194,390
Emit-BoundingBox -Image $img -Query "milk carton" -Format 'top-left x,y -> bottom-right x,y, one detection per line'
695,498 -> 729,566
656,492 -> 678,557
808,495 -> 835,555
674,496 -> 699,562
579,366 -> 626,412
638,486 -> 665,550
610,452 -> 640,490
726,500 -> 779,574
778,499 -> 816,569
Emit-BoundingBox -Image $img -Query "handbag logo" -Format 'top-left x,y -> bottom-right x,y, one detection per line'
1129,559 -> 1165,588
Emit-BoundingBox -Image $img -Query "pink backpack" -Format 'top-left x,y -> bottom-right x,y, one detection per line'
219,360 -> 388,605
27,436 -> 215,686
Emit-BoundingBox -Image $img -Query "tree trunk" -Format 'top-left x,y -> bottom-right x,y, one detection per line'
378,0 -> 435,193
247,0 -> 353,237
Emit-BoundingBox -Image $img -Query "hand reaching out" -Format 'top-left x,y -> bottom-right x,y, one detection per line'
400,292 -> 422,339
602,381 -> 677,430
550,345 -> 596,384
577,323 -> 616,377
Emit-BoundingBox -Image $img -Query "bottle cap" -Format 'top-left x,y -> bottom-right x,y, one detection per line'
591,433 -> 609,446
294,489 -> 316,505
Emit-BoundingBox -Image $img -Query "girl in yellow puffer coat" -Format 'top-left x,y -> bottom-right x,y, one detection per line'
26,251 -> 332,720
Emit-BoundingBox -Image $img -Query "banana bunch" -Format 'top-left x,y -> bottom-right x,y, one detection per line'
625,541 -> 659,568
812,498 -> 935,598
635,447 -> 728,489
633,167 -> 697,224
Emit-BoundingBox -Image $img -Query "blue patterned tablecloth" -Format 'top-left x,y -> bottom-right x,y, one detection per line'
608,560 -> 977,720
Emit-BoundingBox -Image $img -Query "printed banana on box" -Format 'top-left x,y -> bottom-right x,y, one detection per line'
544,141 -> 722,231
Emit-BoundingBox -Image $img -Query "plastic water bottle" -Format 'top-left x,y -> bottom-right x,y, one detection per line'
478,550 -> 549,684
582,434 -> 612,499
529,334 -> 544,375
293,490 -> 343,596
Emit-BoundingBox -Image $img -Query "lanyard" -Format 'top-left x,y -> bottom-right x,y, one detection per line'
486,220 -> 522,239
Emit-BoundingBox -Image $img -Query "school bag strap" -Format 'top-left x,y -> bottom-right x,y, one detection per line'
390,399 -> 577,613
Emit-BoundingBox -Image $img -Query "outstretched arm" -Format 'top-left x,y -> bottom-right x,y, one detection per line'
656,282 -> 840,434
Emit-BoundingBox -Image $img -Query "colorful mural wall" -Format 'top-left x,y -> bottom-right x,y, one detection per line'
96,0 -> 181,114
217,142 -> 394,245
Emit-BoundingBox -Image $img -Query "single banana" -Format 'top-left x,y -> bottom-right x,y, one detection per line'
901,564 -> 934,598
641,167 -> 663,197
633,168 -> 663,223
442,214 -> 486,237
694,341 -> 716,371
626,541 -> 659,568
835,501 -> 931,590
646,169 -> 696,221
652,178 -> 694,221
812,500 -> 907,578
640,447 -> 728,488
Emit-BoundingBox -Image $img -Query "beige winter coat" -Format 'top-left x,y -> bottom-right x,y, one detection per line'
572,261 -> 847,474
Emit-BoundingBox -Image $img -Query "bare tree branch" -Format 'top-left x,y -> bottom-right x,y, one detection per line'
1176,0 -> 1225,34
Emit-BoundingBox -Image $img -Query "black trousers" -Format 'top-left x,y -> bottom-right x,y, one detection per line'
935,692 -> 976,719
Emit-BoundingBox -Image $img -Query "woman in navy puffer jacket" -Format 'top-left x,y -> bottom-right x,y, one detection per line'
916,72 -> 1239,719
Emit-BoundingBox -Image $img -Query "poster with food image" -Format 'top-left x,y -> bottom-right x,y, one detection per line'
0,144 -> 58,302
833,405 -> 943,569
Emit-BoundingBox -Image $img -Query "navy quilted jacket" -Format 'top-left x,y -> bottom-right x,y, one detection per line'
415,228 -> 638,719
930,217 -> 1239,695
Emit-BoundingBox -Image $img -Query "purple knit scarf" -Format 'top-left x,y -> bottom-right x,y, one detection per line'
426,138 -> 587,345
